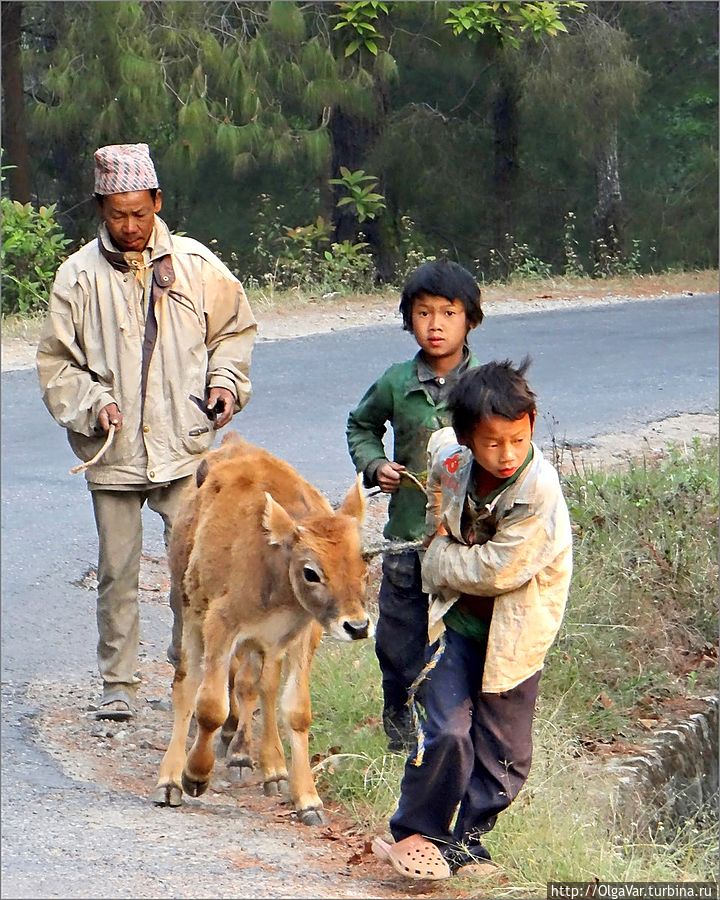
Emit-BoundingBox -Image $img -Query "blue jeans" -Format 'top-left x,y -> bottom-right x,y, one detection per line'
390,626 -> 540,849
375,549 -> 429,735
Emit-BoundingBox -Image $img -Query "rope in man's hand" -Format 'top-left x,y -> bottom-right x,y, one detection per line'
69,424 -> 116,475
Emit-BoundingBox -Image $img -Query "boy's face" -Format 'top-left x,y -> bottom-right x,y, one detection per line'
411,293 -> 471,370
463,412 -> 534,480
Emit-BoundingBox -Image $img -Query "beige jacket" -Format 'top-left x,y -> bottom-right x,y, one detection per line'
422,428 -> 573,692
37,217 -> 257,486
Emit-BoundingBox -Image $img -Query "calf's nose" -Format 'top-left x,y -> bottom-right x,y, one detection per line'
343,618 -> 370,640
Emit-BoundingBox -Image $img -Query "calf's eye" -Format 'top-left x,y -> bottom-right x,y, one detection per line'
302,566 -> 322,583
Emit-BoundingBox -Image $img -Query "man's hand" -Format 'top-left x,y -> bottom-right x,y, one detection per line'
98,403 -> 123,434
207,387 -> 235,429
377,460 -> 405,494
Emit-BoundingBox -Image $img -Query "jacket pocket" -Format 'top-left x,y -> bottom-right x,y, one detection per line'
178,406 -> 215,455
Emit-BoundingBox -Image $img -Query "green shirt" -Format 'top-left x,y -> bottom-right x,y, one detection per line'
346,348 -> 480,541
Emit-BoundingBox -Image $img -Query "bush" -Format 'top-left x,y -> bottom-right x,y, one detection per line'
1,197 -> 71,316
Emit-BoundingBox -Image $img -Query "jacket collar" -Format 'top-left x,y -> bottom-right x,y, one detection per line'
97,215 -> 174,272
441,440 -> 544,512
405,347 -> 478,397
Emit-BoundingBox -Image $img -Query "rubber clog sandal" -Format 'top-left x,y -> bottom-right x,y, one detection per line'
372,834 -> 451,881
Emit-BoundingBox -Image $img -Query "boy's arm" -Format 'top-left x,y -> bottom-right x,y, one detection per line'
423,427 -> 458,546
422,490 -> 571,595
346,375 -> 393,487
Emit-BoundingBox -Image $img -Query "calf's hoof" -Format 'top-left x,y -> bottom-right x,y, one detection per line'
297,805 -> 326,826
225,752 -> 254,777
263,776 -> 289,797
151,783 -> 183,807
181,771 -> 209,797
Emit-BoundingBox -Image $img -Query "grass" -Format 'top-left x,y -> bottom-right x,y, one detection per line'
305,437 -> 719,889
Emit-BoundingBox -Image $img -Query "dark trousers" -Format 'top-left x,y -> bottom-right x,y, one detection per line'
390,626 -> 540,849
375,549 -> 429,731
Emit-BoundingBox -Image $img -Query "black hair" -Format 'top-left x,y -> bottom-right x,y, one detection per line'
94,188 -> 159,204
448,356 -> 536,440
399,258 -> 483,332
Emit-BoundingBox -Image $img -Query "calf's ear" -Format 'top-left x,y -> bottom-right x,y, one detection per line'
337,474 -> 366,524
262,492 -> 297,545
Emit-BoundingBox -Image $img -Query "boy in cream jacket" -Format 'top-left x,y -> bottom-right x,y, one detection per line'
373,357 -> 572,880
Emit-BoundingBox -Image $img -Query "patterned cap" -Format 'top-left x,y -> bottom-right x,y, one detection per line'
94,143 -> 159,195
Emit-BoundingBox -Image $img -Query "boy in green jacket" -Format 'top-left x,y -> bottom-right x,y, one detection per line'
346,259 -> 483,750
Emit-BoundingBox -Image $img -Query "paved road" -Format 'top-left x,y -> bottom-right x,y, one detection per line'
1,293 -> 717,898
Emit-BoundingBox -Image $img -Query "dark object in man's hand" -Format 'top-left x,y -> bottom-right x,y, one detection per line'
189,394 -> 218,421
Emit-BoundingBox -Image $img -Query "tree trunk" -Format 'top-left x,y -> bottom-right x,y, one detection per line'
491,64 -> 520,263
1,1 -> 32,202
592,126 -> 625,261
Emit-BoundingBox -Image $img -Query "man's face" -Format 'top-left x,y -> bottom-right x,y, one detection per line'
99,189 -> 162,253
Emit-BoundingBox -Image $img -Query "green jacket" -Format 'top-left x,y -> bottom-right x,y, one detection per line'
346,351 -> 480,541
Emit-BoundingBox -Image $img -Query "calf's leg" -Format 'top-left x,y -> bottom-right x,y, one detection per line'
182,605 -> 237,797
256,651 -> 289,796
218,650 -> 241,756
225,644 -> 262,775
152,619 -> 203,806
282,625 -> 325,825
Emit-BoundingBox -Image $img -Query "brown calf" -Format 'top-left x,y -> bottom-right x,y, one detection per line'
152,433 -> 372,824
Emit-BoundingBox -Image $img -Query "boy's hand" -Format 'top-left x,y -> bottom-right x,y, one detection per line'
377,461 -> 405,494
422,523 -> 448,548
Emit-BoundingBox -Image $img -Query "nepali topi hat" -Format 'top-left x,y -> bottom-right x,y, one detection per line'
94,143 -> 159,195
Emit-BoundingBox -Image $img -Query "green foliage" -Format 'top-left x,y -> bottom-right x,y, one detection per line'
591,226 -> 645,278
0,192 -> 71,316
488,234 -> 553,281
547,439 -> 719,741
445,1 -> 585,48
333,1 -> 389,57
13,1 -> 718,279
328,167 -> 386,223
244,194 -> 376,294
562,211 -> 585,277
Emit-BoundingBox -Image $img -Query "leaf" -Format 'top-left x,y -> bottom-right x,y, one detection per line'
345,39 -> 361,57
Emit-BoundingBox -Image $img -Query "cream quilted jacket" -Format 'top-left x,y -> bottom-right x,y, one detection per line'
422,428 -> 573,692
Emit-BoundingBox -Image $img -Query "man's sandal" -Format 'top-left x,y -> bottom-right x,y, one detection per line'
92,695 -> 135,722
371,834 -> 451,881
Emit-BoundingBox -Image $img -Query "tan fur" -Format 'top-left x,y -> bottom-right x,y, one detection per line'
153,433 -> 372,825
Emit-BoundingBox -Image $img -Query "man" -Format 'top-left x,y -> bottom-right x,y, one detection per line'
37,143 -> 257,721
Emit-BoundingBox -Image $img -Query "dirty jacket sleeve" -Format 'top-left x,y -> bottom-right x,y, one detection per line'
346,372 -> 393,486
37,269 -> 116,436
422,487 -> 567,597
